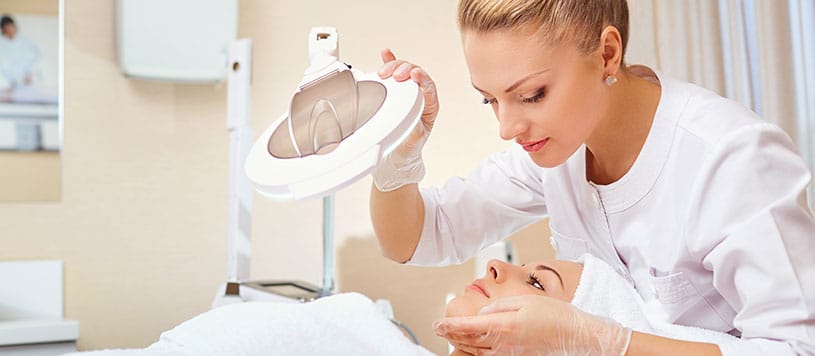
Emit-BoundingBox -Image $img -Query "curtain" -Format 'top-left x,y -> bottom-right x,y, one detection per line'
637,0 -> 815,210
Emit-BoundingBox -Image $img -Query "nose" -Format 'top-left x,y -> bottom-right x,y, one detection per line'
486,259 -> 512,283
496,105 -> 528,141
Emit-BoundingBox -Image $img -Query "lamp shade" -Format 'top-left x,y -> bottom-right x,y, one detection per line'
245,28 -> 423,200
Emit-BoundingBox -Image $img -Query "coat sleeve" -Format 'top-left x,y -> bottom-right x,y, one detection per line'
685,123 -> 815,355
408,145 -> 549,266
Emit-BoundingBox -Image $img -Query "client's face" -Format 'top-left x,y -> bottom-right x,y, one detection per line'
446,259 -> 583,317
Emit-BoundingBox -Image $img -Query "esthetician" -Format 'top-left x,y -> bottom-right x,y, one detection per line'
369,0 -> 815,354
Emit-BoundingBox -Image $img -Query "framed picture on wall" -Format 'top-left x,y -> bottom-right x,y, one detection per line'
0,11 -> 59,150
0,0 -> 62,202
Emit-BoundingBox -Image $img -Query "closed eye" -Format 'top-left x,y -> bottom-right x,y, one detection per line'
520,88 -> 546,104
528,273 -> 545,291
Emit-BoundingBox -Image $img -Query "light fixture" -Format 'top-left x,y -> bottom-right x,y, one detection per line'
245,27 -> 424,200
214,27 -> 423,306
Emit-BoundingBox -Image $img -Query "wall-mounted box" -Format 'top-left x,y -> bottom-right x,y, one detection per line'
116,0 -> 238,82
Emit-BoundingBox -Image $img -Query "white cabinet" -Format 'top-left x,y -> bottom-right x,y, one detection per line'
0,260 -> 79,355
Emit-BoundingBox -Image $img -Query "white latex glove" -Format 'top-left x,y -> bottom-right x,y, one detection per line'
371,48 -> 439,192
434,295 -> 632,356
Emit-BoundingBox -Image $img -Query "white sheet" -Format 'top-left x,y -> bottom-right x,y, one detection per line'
66,293 -> 434,356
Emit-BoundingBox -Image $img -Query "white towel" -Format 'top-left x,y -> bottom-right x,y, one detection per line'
66,292 -> 434,356
571,254 -> 739,347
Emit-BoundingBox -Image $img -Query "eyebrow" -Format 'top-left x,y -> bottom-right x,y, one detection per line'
522,263 -> 564,288
471,68 -> 551,95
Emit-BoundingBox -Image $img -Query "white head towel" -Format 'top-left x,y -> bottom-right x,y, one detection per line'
571,254 -> 740,350
571,253 -> 654,333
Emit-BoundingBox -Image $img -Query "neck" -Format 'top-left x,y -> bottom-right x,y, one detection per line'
585,68 -> 661,185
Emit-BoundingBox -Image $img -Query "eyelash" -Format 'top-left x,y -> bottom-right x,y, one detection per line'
528,273 -> 545,291
481,88 -> 546,105
521,89 -> 546,104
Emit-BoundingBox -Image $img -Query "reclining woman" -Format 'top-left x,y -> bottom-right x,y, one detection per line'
67,254 -> 739,356
444,253 -> 740,355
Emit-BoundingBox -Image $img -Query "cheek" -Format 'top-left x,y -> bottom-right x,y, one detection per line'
445,295 -> 486,317
491,285 -> 541,300
524,95 -> 593,167
548,289 -> 572,302
549,82 -> 604,139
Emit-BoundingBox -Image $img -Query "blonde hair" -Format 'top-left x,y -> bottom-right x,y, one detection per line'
458,0 -> 629,59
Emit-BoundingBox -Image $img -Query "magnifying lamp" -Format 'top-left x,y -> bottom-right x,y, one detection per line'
215,27 -> 423,306
246,27 -> 424,200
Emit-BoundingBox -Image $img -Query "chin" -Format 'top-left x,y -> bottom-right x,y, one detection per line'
528,145 -> 578,168
529,153 -> 568,168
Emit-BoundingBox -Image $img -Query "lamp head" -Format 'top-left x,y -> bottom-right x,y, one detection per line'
245,27 -> 423,200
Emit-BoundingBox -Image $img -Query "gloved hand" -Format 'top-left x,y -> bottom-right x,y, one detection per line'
371,48 -> 439,192
434,295 -> 632,356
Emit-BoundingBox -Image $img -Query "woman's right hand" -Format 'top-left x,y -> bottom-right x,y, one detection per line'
378,48 -> 439,154
372,49 -> 440,192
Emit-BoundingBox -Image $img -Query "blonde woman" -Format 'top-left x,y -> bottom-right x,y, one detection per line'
370,0 -> 815,354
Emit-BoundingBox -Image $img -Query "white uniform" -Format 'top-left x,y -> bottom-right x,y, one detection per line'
409,71 -> 815,355
0,34 -> 41,88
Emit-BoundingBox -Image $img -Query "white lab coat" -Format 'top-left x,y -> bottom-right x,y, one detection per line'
409,70 -> 815,355
0,34 -> 42,88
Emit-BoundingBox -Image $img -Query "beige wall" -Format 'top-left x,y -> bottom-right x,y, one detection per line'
0,0 -> 58,16
0,0 -> 658,354
0,152 -> 60,201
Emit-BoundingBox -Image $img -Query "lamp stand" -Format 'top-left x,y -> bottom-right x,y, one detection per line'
212,38 -> 334,308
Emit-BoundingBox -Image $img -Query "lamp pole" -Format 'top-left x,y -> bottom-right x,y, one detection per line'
225,39 -> 253,293
320,194 -> 335,297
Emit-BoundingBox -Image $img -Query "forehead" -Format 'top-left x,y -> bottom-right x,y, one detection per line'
461,29 -> 576,90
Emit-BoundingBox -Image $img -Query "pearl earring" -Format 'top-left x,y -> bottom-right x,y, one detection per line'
604,75 -> 618,86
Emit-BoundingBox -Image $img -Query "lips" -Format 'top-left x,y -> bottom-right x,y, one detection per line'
466,279 -> 490,298
518,138 -> 549,153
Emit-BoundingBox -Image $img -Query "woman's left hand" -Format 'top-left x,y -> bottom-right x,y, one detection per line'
433,295 -> 632,356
